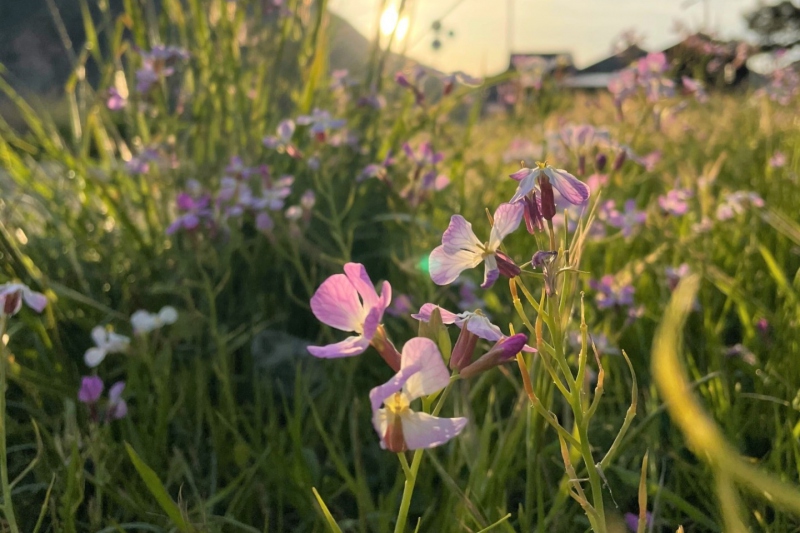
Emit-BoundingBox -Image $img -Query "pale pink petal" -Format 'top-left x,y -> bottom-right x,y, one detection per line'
429,246 -> 482,286
400,337 -> 450,401
489,202 -> 524,248
509,168 -> 534,182
308,335 -> 371,359
109,381 -> 126,403
441,215 -> 482,255
400,411 -> 468,449
362,306 -> 381,340
369,363 -> 423,412
22,288 -> 47,312
544,168 -> 590,206
84,347 -> 107,368
91,326 -> 107,348
310,274 -> 364,332
464,315 -> 504,342
378,281 -> 392,315
481,255 -> 499,289
343,263 -> 380,310
372,408 -> 390,448
410,303 -> 459,324
510,172 -> 538,203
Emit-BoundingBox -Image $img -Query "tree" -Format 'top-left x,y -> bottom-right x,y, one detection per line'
745,1 -> 800,51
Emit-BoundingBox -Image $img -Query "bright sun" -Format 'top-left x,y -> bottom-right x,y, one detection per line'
379,4 -> 409,42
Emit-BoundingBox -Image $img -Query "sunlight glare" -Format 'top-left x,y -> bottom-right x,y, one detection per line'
379,4 -> 409,42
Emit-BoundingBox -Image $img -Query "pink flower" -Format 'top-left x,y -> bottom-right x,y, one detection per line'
308,263 -> 392,360
0,283 -> 47,317
509,163 -> 590,206
370,337 -> 467,452
606,199 -> 647,237
107,381 -> 128,420
769,151 -> 787,168
658,188 -> 692,216
429,203 -> 523,288
107,87 -> 127,110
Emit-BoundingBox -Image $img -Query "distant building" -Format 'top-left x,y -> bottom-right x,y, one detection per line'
562,45 -> 647,89
662,33 -> 751,88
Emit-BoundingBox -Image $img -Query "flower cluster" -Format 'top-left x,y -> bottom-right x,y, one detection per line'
78,377 -> 128,423
135,45 -> 189,94
757,66 -> 800,106
608,52 -> 675,116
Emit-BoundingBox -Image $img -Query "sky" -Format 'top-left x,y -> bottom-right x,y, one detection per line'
328,0 -> 762,75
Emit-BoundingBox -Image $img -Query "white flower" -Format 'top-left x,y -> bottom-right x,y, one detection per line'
130,306 -> 178,335
85,326 -> 130,367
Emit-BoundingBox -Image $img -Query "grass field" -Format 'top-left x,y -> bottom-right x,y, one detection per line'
1,1 -> 800,531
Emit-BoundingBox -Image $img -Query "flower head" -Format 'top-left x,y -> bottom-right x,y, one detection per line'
107,87 -> 127,110
370,337 -> 467,452
429,203 -> 523,288
606,199 -> 647,237
590,275 -> 635,310
509,162 -> 590,206
131,306 -> 178,335
85,326 -> 130,368
107,381 -> 128,420
308,263 -> 393,363
658,188 -> 692,216
0,283 -> 47,317
78,376 -> 104,404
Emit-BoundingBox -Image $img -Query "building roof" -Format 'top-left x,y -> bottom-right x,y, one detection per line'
577,45 -> 647,74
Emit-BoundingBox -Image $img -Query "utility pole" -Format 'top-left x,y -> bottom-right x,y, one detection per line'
507,0 -> 515,57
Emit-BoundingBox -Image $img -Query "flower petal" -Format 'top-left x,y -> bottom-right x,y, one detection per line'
429,246 -> 482,286
109,381 -> 126,403
544,168 -> 590,206
481,255 -> 499,289
464,315 -> 504,342
362,306 -> 381,341
158,306 -> 178,325
343,263 -> 380,310
91,326 -> 108,348
410,303 -> 459,324
400,411 -> 468,449
510,172 -> 538,203
310,274 -> 364,332
369,362 -> 423,412
84,347 -> 107,368
400,337 -> 450,401
308,335 -> 371,359
489,203 -> 524,248
509,167 -> 534,182
441,215 -> 482,254
22,288 -> 47,313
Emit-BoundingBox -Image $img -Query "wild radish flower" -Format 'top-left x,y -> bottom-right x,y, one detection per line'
509,162 -> 590,206
131,306 -> 178,335
263,120 -> 302,158
716,191 -> 764,221
769,151 -> 787,168
78,376 -> 104,404
460,333 -> 528,379
106,381 -> 128,420
359,151 -> 395,183
370,337 -> 467,452
633,150 -> 662,171
107,87 -> 127,110
682,76 -> 708,103
309,263 -> 397,368
167,192 -> 213,235
665,264 -> 691,291
125,149 -> 159,175
590,276 -> 635,310
429,202 -> 523,288
296,109 -> 345,142
658,188 -> 692,216
395,66 -> 427,104
0,283 -> 47,317
135,45 -> 189,93
85,326 -> 130,368
606,199 -> 647,237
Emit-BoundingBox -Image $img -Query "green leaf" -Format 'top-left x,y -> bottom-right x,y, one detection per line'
312,487 -> 343,533
124,442 -> 193,532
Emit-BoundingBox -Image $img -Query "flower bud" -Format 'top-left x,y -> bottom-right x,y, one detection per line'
450,325 -> 478,371
495,252 -> 521,279
531,250 -> 557,268
2,290 -> 21,316
612,150 -> 627,171
460,333 -> 528,379
539,175 -> 557,221
523,193 -> 543,234
595,153 -> 607,172
370,325 -> 402,371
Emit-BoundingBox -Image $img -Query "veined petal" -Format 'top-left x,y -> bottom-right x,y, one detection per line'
308,335 -> 371,359
481,255 -> 499,289
429,246 -> 482,286
400,411 -> 468,450
400,338 -> 450,401
84,347 -> 107,368
510,173 -> 538,203
509,167 -> 535,182
310,274 -> 363,332
377,281 -> 392,315
411,303 -> 459,324
488,202 -> 524,248
465,315 -> 504,342
544,167 -> 590,206
362,306 -> 381,341
344,263 -> 380,310
369,363 -> 423,412
441,215 -> 482,254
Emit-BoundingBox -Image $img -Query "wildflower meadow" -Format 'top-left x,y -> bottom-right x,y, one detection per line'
2,0 -> 800,531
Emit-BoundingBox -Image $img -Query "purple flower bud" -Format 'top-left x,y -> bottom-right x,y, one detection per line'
595,153 -> 607,172
460,333 -> 528,379
78,376 -> 104,404
394,72 -> 411,88
612,150 -> 627,171
495,252 -> 521,278
539,176 -> 557,221
450,325 -> 478,371
522,193 -> 544,234
531,250 -> 557,268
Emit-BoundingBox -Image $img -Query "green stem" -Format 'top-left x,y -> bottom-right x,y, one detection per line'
394,448 -> 423,533
0,317 -> 19,533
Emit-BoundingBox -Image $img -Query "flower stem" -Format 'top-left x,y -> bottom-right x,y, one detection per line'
0,317 -> 19,533
393,448 -> 423,533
